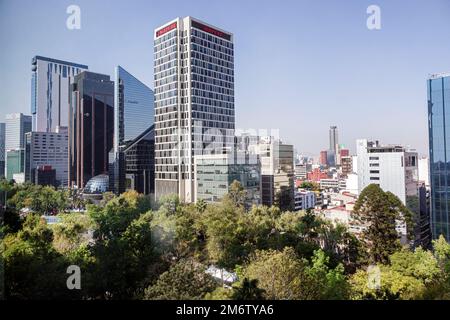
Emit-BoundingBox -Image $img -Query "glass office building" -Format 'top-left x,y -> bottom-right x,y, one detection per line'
6,149 -> 24,181
69,71 -> 114,189
428,73 -> 450,240
4,113 -> 32,180
110,66 -> 154,195
195,153 -> 261,209
114,66 -> 154,150
123,126 -> 155,195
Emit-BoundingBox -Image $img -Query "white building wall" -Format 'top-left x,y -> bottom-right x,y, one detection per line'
356,139 -> 417,204
344,173 -> 359,195
352,155 -> 358,173
27,131 -> 69,186
32,57 -> 87,132
418,157 -> 430,186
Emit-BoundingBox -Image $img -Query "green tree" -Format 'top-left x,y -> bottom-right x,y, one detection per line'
224,180 -> 247,208
204,202 -> 249,269
8,184 -> 68,215
52,213 -> 93,254
174,205 -> 206,259
274,187 -> 294,212
243,247 -> 304,299
2,214 -> 79,299
195,198 -> 207,213
422,236 -> 450,299
352,184 -> 412,264
350,247 -> 440,300
0,178 -> 14,208
231,278 -> 266,300
300,249 -> 349,299
300,181 -> 320,191
144,259 -> 217,300
87,191 -> 156,299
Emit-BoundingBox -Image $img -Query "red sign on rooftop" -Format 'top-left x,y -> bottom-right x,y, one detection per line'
156,22 -> 177,37
191,20 -> 231,41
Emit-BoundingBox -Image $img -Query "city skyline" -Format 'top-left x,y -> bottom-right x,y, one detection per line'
2,1 -> 450,302
1,0 -> 450,157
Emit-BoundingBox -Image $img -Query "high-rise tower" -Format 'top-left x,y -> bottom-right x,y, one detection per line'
153,17 -> 235,202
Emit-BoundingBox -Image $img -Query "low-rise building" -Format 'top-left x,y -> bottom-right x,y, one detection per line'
25,127 -> 68,187
320,178 -> 340,191
194,152 -> 261,208
294,189 -> 316,211
307,168 -> 328,182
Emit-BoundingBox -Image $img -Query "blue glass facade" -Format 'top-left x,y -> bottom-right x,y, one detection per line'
111,66 -> 154,195
114,66 -> 154,149
428,74 -> 450,240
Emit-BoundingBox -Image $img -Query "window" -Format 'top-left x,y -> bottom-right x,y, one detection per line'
370,177 -> 380,181
370,170 -> 380,174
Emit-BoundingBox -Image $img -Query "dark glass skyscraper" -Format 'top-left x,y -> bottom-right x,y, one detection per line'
69,71 -> 114,189
122,126 -> 155,195
428,73 -> 450,240
110,66 -> 154,195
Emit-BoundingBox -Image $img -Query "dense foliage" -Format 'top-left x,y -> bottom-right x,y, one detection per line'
1,181 -> 450,300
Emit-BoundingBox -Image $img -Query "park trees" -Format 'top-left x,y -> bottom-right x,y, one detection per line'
352,184 -> 412,264
144,258 -> 217,300
241,247 -> 348,300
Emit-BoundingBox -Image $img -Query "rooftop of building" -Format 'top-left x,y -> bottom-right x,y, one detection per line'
32,55 -> 88,69
428,72 -> 450,80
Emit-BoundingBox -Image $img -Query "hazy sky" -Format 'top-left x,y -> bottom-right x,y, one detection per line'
1,0 -> 450,157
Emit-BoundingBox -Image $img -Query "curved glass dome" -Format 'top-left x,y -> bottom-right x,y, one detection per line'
84,174 -> 109,194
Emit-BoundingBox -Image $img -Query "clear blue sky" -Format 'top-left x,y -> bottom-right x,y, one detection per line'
1,0 -> 449,156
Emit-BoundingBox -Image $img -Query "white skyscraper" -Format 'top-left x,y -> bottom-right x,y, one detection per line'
153,17 -> 235,202
31,56 -> 88,132
356,139 -> 418,204
5,113 -> 32,150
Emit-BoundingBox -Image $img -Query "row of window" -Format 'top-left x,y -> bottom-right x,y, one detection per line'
155,97 -> 178,108
190,36 -> 233,56
191,29 -> 233,49
154,52 -> 178,69
190,51 -> 233,69
154,29 -> 177,46
154,67 -> 177,84
154,42 -> 178,59
192,66 -> 234,83
191,74 -> 233,89
191,60 -> 233,78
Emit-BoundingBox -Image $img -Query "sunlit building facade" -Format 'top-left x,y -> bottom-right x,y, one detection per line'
31,56 -> 88,132
154,17 -> 235,202
428,73 -> 450,240
111,66 -> 154,194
